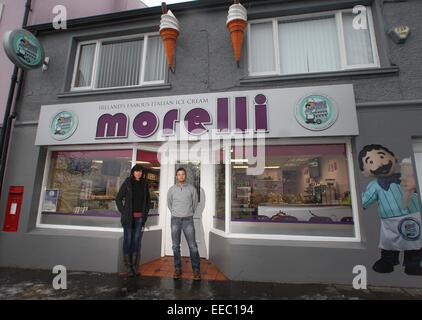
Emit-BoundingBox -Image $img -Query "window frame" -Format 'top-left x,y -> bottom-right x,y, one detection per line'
70,32 -> 167,92
213,137 -> 362,243
36,144 -> 162,233
247,7 -> 380,77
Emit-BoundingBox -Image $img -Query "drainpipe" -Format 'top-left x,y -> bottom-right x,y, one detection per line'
0,0 -> 32,197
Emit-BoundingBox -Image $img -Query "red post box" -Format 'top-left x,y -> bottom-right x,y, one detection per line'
3,186 -> 24,232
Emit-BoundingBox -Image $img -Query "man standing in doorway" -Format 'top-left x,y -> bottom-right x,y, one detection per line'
167,167 -> 201,281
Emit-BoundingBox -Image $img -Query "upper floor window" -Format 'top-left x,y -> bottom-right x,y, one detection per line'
248,7 -> 380,77
71,33 -> 167,91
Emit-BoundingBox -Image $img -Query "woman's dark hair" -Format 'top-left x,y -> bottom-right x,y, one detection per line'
130,164 -> 146,179
175,167 -> 187,175
358,144 -> 395,171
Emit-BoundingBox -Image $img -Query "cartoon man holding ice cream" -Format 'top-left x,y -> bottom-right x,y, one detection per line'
358,144 -> 422,276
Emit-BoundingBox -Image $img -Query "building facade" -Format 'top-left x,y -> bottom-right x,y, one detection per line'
0,0 -> 146,123
1,0 -> 422,288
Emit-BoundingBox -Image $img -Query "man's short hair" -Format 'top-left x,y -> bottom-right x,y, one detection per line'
358,144 -> 395,171
176,167 -> 187,175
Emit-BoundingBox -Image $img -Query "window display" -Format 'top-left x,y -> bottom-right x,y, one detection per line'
40,148 -> 161,229
40,149 -> 132,228
231,144 -> 356,237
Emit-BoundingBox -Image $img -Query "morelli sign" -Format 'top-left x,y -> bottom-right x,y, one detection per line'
35,84 -> 359,146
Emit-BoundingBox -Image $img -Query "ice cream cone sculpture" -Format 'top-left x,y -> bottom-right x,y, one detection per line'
227,0 -> 248,67
160,3 -> 180,72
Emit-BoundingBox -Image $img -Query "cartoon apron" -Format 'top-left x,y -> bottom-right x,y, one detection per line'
305,110 -> 315,122
379,212 -> 422,251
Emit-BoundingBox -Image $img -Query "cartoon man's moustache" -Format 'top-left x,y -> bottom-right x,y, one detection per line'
370,161 -> 393,176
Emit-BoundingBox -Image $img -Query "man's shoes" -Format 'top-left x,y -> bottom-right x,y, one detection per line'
372,258 -> 395,273
404,266 -> 422,276
173,269 -> 182,280
193,271 -> 201,281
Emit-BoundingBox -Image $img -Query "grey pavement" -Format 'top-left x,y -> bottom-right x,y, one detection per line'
0,267 -> 421,300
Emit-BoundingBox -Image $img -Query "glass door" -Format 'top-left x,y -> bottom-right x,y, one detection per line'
163,146 -> 213,259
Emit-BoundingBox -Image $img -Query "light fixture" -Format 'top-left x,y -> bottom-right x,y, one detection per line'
231,159 -> 248,163
388,25 -> 411,44
186,160 -> 200,164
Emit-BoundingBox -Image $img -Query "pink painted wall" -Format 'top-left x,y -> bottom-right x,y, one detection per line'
0,0 -> 147,124
0,1 -> 25,124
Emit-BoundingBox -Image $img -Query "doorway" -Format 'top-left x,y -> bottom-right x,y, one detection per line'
160,146 -> 214,259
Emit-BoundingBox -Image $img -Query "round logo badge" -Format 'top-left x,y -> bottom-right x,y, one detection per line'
295,94 -> 339,131
50,111 -> 78,141
398,217 -> 421,241
3,29 -> 45,70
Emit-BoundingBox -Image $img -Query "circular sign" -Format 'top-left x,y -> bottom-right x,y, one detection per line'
50,111 -> 78,141
3,29 -> 45,70
398,217 -> 421,241
295,94 -> 339,131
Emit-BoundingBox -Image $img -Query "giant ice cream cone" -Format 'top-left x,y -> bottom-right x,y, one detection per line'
227,2 -> 247,66
159,8 -> 180,71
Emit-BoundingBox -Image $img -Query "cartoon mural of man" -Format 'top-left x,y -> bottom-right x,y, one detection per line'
358,144 -> 422,276
54,116 -> 65,135
305,100 -> 316,124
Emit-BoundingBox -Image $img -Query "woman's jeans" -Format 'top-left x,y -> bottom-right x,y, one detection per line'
123,218 -> 145,255
171,216 -> 200,272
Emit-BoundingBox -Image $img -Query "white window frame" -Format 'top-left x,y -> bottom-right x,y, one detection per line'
247,6 -> 380,77
36,144 -> 163,233
211,137 -> 362,243
70,32 -> 167,92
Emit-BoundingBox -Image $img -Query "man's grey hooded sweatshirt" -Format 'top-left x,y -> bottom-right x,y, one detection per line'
167,183 -> 198,217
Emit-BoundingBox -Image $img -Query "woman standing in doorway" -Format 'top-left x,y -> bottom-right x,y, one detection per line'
116,164 -> 151,277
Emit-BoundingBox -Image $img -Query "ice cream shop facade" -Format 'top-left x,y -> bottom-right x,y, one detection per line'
1,0 -> 422,287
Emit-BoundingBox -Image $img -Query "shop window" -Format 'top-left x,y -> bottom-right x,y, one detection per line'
136,149 -> 161,227
72,34 -> 166,91
248,7 -> 379,76
230,144 -> 356,238
40,149 -> 132,228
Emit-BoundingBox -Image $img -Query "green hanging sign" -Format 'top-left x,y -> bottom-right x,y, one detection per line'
3,29 -> 45,70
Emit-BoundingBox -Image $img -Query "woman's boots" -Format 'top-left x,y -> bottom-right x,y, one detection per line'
124,253 -> 141,277
131,253 -> 141,277
123,254 -> 133,277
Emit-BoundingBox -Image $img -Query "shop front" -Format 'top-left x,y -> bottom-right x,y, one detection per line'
2,0 -> 422,288
33,83 -> 361,266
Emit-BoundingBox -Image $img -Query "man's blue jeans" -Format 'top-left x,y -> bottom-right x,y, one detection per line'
171,216 -> 200,272
123,218 -> 145,255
